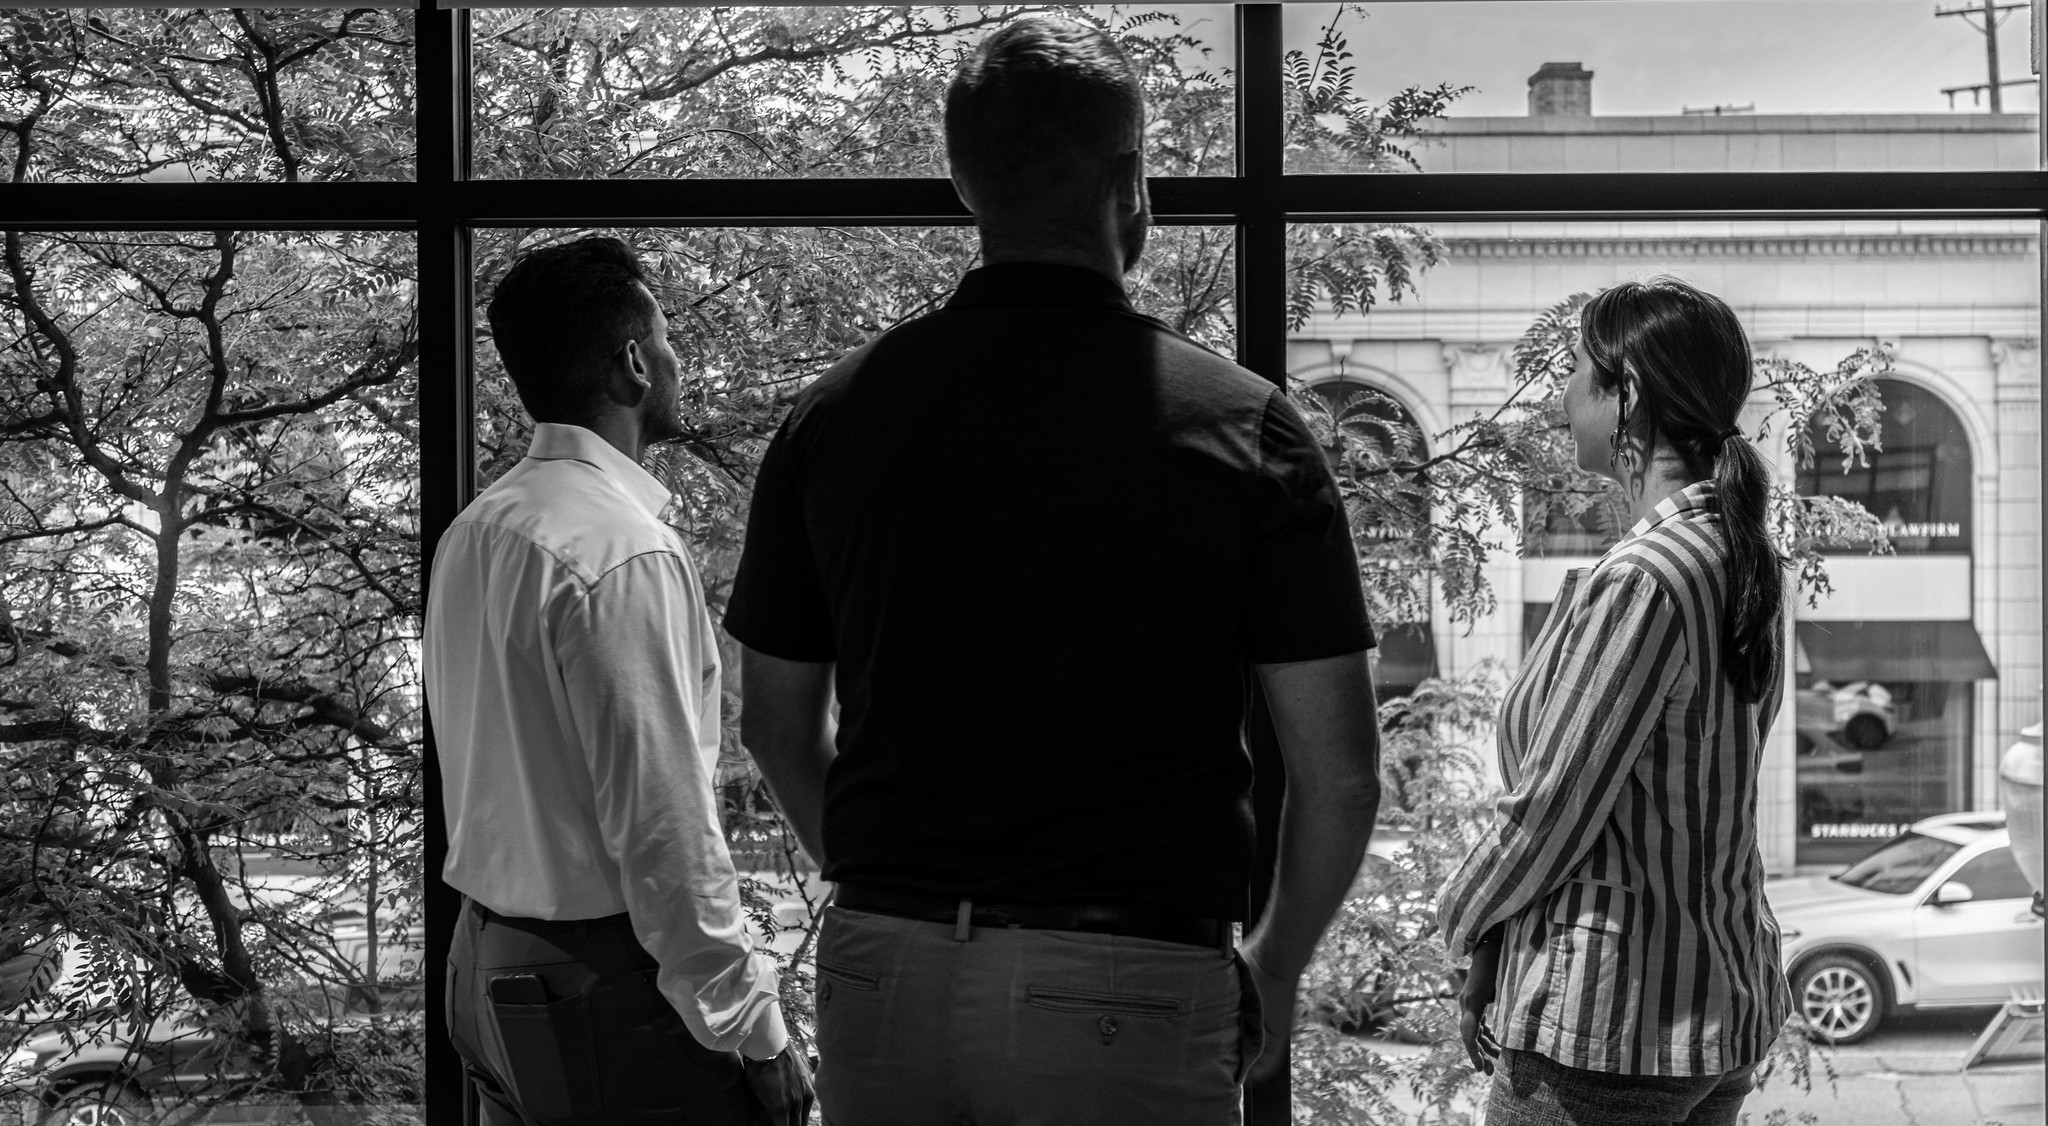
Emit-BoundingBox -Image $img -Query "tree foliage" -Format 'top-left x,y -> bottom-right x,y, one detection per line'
0,225 -> 423,1112
1,7 -> 413,183
3,13 -> 422,1109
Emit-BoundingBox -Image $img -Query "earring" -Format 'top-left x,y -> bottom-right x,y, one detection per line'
1608,393 -> 1631,469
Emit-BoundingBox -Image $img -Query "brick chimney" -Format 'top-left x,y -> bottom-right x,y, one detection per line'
1528,62 -> 1593,117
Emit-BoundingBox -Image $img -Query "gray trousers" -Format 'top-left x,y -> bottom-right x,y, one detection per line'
813,904 -> 1255,1126
1487,1048 -> 1760,1126
447,897 -> 754,1125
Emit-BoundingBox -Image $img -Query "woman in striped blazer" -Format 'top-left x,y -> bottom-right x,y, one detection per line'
1437,278 -> 1794,1125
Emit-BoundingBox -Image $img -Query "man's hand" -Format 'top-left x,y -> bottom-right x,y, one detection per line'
744,1047 -> 815,1126
1457,933 -> 1504,1076
1240,946 -> 1295,1087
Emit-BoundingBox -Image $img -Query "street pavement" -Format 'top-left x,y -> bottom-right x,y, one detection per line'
1362,1006 -> 2043,1125
1742,1007 -> 2044,1126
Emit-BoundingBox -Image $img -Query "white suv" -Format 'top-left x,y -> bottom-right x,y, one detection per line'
1767,811 -> 2044,1044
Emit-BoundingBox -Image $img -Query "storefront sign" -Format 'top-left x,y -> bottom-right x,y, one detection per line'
1809,822 -> 1908,840
1882,517 -> 1962,539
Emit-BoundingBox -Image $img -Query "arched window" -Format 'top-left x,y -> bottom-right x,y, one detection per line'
1798,379 -> 1972,553
1300,376 -> 1439,698
1792,378 -> 1992,864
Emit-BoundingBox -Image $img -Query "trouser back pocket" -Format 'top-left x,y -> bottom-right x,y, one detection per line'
486,973 -> 601,1121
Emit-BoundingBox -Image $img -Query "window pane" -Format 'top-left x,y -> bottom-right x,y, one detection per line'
473,224 -> 1235,492
471,6 -> 1233,180
1,9 -> 416,183
0,230 -> 423,1115
1287,217 -> 2041,874
1284,1 -> 2039,173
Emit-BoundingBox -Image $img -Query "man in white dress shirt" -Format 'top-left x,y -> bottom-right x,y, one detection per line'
424,236 -> 811,1125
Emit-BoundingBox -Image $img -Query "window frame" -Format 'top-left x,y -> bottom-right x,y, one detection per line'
6,4 -> 2043,1119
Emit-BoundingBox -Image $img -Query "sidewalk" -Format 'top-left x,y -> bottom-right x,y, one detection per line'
1742,1049 -> 2043,1126
1362,1034 -> 2045,1125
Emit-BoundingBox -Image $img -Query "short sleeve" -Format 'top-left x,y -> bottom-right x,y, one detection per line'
1245,390 -> 1376,663
725,412 -> 836,660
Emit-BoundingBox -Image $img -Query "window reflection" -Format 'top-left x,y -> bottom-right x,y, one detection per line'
1795,379 -> 1993,864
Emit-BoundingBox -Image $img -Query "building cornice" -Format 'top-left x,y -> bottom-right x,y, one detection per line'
1444,233 -> 2037,260
1425,113 -> 2038,136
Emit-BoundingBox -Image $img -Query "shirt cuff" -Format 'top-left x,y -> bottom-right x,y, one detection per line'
737,999 -> 789,1061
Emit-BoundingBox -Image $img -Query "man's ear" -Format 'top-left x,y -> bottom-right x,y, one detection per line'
613,337 -> 652,407
1111,148 -> 1144,216
949,169 -> 982,218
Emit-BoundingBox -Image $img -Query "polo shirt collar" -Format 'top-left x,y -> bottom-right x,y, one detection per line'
946,262 -> 1135,311
526,422 -> 672,522
1617,480 -> 1718,548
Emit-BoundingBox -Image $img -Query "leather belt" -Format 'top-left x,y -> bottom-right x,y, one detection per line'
468,898 -> 631,935
834,882 -> 1232,951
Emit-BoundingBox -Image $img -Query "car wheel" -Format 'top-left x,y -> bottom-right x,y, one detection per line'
36,1080 -> 151,1126
1844,714 -> 1890,750
1794,953 -> 1887,1044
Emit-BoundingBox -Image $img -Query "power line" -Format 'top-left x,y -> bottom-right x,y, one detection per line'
1935,0 -> 2036,112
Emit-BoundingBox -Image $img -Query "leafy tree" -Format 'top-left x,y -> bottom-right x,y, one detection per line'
0,224 -> 423,1114
1,7 -> 413,182
3,11 -> 422,1115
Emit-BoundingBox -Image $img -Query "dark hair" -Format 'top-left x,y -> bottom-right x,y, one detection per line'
486,235 -> 658,425
1581,277 -> 1783,702
944,17 -> 1144,227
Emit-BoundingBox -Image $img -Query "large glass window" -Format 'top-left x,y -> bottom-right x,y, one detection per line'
5,2 -> 2038,1119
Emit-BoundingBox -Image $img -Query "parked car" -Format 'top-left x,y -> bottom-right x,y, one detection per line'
2,890 -> 423,1125
1795,680 -> 1897,751
1767,811 -> 2045,1044
4,1002 -> 421,1126
2,996 -> 263,1126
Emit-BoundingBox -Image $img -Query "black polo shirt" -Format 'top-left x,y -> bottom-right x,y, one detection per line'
725,262 -> 1374,921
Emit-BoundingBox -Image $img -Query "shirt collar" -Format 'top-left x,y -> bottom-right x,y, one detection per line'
945,262 -> 1135,312
1614,480 -> 1718,549
525,422 -> 672,522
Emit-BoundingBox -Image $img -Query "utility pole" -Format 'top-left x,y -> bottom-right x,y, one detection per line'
1936,0 -> 2033,112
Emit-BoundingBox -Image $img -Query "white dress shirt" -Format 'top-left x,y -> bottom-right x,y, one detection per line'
424,422 -> 785,1059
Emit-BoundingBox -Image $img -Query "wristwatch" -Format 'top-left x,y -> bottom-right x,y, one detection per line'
742,1045 -> 791,1076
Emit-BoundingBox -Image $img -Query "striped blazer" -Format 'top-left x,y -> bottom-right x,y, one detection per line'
1437,483 -> 1793,1076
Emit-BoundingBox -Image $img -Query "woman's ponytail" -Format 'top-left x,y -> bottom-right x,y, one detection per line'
1715,432 -> 1783,702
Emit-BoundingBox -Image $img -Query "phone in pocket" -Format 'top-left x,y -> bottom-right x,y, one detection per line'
488,973 -> 548,1006
485,972 -> 599,1120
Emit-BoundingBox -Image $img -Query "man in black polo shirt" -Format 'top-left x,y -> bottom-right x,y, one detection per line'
727,16 -> 1382,1124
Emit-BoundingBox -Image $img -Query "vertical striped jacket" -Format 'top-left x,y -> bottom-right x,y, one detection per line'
1437,483 -> 1793,1076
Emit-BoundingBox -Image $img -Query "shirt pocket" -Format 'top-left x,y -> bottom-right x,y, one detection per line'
1547,879 -> 1638,935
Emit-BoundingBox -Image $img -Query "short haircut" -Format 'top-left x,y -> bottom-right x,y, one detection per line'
944,17 -> 1144,226
486,235 -> 658,425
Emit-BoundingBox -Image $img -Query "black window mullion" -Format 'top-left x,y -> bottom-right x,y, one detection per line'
1282,170 -> 2048,221
1,183 -> 419,230
1234,6 -> 1292,1125
1236,4 -> 1285,385
417,4 -> 471,1122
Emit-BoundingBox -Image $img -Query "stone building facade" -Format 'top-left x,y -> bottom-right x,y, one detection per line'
1292,67 -> 2043,871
